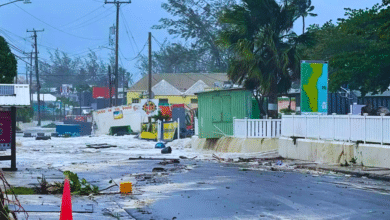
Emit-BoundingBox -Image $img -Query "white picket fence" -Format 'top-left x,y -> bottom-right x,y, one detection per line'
234,118 -> 282,138
281,114 -> 390,144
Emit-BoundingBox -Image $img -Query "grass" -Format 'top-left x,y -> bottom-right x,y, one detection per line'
6,187 -> 35,195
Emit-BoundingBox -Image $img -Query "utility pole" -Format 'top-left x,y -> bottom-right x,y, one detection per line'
148,32 -> 152,100
29,51 -> 33,106
108,65 -> 112,107
27,29 -> 44,126
105,0 -> 131,106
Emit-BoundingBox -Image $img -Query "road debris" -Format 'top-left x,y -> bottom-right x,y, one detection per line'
158,159 -> 180,165
86,143 -> 117,149
161,146 -> 172,154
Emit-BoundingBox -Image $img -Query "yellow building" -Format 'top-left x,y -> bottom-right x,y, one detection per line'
127,73 -> 229,108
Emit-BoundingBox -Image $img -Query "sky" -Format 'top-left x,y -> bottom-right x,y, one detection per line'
0,0 -> 383,85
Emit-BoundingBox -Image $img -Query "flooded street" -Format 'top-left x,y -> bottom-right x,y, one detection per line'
0,129 -> 387,219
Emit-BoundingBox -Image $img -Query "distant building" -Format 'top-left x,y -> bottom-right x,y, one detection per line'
127,73 -> 230,109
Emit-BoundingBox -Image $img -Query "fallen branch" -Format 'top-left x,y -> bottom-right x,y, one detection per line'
129,156 -> 179,161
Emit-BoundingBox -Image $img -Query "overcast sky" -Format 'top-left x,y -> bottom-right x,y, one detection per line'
0,0 -> 383,85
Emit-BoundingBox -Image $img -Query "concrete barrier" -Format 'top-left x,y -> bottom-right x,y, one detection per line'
356,144 -> 390,168
191,136 -> 278,153
279,137 -> 390,169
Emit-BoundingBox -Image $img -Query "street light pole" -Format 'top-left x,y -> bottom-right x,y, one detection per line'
0,0 -> 31,7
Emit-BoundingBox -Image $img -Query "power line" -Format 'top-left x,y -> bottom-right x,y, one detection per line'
152,35 -> 163,48
122,39 -> 148,61
69,6 -> 116,30
120,9 -> 136,55
14,4 -> 104,41
60,5 -> 105,28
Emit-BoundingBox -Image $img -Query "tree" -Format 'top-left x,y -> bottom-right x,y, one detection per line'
152,0 -> 236,72
0,36 -> 17,83
302,2 -> 390,97
137,40 -> 209,74
218,0 -> 312,117
291,0 -> 317,34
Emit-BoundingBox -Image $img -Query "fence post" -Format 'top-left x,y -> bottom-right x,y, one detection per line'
364,113 -> 367,144
245,117 -> 248,138
233,117 -> 236,137
292,113 -> 295,137
381,113 -> 384,145
332,113 -> 336,141
177,117 -> 180,140
348,113 -> 352,142
268,117 -> 272,138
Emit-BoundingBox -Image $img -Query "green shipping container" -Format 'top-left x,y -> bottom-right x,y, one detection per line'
196,89 -> 252,138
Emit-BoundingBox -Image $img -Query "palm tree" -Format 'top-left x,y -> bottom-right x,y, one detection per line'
218,0 -> 312,118
292,0 -> 318,34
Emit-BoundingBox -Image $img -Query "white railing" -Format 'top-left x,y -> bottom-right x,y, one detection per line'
281,113 -> 390,144
194,117 -> 199,136
234,118 -> 282,138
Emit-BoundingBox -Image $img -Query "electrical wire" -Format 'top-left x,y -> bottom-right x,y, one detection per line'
14,4 -> 104,41
122,39 -> 148,61
120,8 -> 137,55
152,35 -> 164,48
69,6 -> 116,30
60,4 -> 105,28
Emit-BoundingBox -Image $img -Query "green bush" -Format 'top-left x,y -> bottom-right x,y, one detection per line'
280,108 -> 295,115
16,107 -> 33,123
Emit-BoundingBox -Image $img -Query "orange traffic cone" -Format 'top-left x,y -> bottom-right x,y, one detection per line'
60,178 -> 73,220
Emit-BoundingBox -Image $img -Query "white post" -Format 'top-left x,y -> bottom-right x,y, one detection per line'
292,113 -> 295,137
233,117 -> 236,137
381,113 -> 384,145
245,117 -> 248,138
364,113 -> 367,144
348,113 -> 352,142
177,117 -> 180,140
332,113 -> 336,141
157,120 -> 161,141
268,117 -> 272,138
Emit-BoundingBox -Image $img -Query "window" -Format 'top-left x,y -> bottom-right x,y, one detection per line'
159,99 -> 169,104
0,85 -> 14,96
132,98 -> 139,103
191,98 -> 198,104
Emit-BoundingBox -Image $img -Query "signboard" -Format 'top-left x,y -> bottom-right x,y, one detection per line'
0,111 -> 12,145
140,122 -> 158,140
163,122 -> 178,141
301,61 -> 328,114
140,99 -> 159,116
113,110 -> 123,119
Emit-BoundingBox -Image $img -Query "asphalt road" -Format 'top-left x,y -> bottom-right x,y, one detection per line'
126,161 -> 390,220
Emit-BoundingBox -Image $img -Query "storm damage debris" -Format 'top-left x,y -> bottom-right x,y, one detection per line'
152,167 -> 166,172
161,146 -> 172,154
158,159 -> 180,165
128,156 -> 179,161
86,143 -> 117,149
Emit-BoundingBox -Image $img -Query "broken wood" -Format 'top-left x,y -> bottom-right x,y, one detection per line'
128,156 -> 179,161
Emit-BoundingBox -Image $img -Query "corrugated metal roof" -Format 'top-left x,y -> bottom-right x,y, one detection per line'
128,73 -> 229,92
